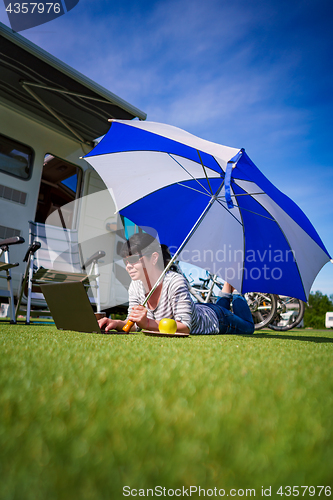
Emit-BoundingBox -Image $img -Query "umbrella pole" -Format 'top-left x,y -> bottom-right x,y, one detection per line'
122,189 -> 223,332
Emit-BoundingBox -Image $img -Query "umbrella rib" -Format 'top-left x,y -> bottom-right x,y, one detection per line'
168,153 -> 212,196
197,150 -> 214,195
218,199 -> 276,222
176,183 -> 212,197
215,198 -> 243,226
218,192 -> 266,199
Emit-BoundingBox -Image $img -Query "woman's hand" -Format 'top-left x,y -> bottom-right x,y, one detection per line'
98,317 -> 120,332
128,305 -> 149,330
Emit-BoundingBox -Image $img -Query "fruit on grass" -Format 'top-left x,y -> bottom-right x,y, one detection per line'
159,318 -> 177,334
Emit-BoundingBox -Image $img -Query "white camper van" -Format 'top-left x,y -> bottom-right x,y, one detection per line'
0,22 -> 146,314
325,312 -> 333,329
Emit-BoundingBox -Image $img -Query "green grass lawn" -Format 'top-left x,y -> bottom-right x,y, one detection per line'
0,325 -> 332,500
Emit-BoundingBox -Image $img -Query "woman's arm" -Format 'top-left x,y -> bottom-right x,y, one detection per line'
168,274 -> 194,332
129,305 -> 190,333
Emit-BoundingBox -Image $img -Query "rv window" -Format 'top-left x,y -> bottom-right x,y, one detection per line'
0,133 -> 33,179
35,154 -> 82,229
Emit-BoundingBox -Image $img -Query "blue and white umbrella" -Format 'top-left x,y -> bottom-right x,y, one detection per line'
84,120 -> 331,302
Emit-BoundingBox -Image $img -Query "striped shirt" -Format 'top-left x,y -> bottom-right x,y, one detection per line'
127,271 -> 219,334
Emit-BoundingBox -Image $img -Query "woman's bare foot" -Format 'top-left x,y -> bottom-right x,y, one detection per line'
222,282 -> 235,294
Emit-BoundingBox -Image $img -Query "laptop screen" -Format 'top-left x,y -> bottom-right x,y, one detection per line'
40,281 -> 102,333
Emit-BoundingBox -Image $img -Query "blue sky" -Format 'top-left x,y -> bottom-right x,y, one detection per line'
1,0 -> 332,295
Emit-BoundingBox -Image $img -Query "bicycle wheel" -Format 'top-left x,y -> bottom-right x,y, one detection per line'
245,292 -> 278,330
268,296 -> 305,331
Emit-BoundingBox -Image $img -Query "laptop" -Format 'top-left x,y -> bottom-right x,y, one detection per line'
40,281 -> 121,334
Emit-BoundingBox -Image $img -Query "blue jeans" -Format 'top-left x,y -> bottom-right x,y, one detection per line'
203,294 -> 254,335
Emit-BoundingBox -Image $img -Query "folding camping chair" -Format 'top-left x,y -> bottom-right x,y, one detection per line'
15,221 -> 105,324
0,236 -> 25,323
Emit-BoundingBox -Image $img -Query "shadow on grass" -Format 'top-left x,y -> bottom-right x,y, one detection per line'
250,332 -> 333,344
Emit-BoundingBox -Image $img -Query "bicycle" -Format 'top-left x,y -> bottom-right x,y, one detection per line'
244,292 -> 278,330
268,296 -> 305,331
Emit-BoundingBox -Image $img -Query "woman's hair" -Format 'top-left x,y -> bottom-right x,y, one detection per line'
120,233 -> 172,269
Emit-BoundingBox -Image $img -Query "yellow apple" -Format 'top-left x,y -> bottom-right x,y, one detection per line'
158,318 -> 177,334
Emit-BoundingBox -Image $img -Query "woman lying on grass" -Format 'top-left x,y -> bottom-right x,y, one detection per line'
98,233 -> 254,335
